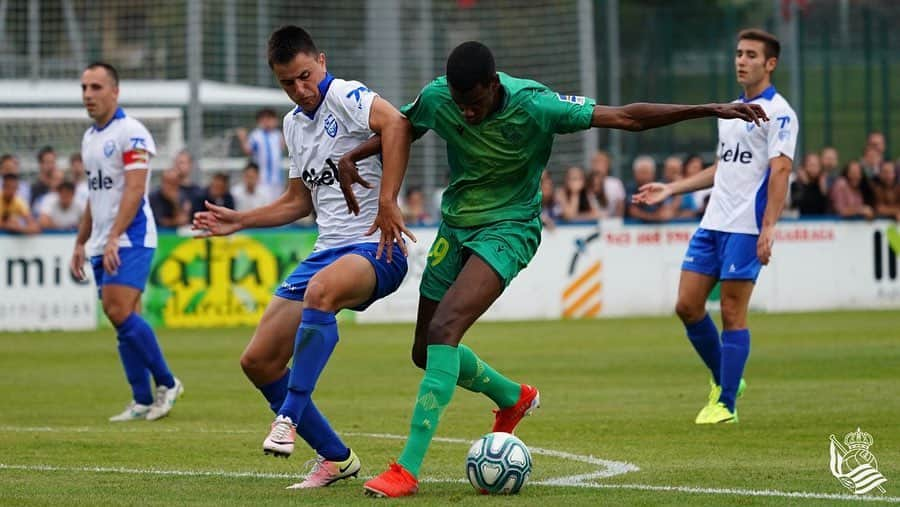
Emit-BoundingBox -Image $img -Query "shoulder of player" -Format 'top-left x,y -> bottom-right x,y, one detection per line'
328,78 -> 376,108
768,93 -> 797,117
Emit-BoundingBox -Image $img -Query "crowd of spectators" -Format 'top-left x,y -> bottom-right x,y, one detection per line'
2,126 -> 897,236
538,131 -> 898,226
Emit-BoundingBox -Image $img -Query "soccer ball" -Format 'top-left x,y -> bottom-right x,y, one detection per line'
465,432 -> 532,494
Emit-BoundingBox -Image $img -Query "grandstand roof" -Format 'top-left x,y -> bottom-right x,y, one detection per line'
0,80 -> 291,108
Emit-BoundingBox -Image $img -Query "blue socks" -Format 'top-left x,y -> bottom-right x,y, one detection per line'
684,313 -> 721,385
719,329 -> 750,411
116,313 -> 175,404
258,369 -> 290,413
272,308 -> 349,462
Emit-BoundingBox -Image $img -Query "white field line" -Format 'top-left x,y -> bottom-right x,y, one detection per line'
1,426 -> 896,503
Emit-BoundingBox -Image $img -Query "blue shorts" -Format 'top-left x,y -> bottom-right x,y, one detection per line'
274,242 -> 408,311
90,247 -> 155,298
682,228 -> 762,282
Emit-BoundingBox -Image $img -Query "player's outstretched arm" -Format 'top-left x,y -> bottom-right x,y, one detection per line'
193,179 -> 312,237
365,97 -> 416,261
633,161 -> 718,206
591,102 -> 768,132
70,201 -> 93,281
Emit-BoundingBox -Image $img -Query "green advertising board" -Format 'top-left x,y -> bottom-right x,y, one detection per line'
142,230 -> 320,328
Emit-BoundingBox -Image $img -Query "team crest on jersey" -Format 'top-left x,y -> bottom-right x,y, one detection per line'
500,124 -> 523,143
557,93 -> 586,105
103,140 -> 116,157
324,114 -> 338,138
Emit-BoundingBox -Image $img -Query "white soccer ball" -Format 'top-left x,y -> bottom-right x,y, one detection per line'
465,432 -> 532,494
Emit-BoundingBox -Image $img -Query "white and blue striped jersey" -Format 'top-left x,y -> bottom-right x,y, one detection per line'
81,107 -> 158,256
700,85 -> 798,235
248,127 -> 285,193
284,74 -> 382,251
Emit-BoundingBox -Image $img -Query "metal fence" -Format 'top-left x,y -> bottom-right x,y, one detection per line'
0,0 -> 896,188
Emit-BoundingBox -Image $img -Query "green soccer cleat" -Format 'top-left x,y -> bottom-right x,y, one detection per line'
694,378 -> 746,424
696,402 -> 738,424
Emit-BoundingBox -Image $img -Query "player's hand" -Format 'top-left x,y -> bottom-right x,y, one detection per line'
192,200 -> 243,237
861,205 -> 875,220
631,182 -> 672,205
757,226 -> 775,265
366,200 -> 416,262
70,243 -> 87,281
103,237 -> 121,275
714,103 -> 769,126
336,155 -> 373,216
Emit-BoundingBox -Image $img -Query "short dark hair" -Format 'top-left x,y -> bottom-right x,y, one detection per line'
37,146 -> 55,163
69,152 -> 82,163
446,41 -> 496,92
58,180 -> 75,192
738,29 -> 780,60
256,108 -> 278,120
85,61 -> 120,86
211,172 -> 230,184
267,25 -> 318,68
244,162 -> 260,173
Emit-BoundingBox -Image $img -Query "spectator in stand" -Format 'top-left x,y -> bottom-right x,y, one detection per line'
663,155 -> 696,218
627,155 -> 675,222
589,150 -> 625,218
683,154 -> 711,215
867,131 -> 886,158
860,144 -> 882,178
790,152 -> 830,216
820,146 -> 840,186
0,173 -> 40,234
32,167 -> 64,216
556,165 -> 599,222
69,152 -> 89,206
172,149 -> 204,204
872,160 -> 900,221
0,154 -> 30,204
236,108 -> 285,197
830,160 -> 874,220
231,162 -> 274,211
540,169 -> 560,229
194,172 -> 235,213
401,186 -> 432,226
38,180 -> 84,231
30,146 -> 59,208
149,169 -> 191,227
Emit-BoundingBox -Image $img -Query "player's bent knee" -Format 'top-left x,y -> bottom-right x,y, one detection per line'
426,318 -> 459,346
674,298 -> 704,324
303,280 -> 338,312
240,350 -> 277,382
102,301 -> 131,327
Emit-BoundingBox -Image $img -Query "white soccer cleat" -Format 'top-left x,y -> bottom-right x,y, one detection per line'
145,378 -> 184,421
263,415 -> 297,458
109,401 -> 151,422
286,449 -> 361,489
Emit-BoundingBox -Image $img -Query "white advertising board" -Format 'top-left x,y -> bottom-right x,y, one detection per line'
0,234 -> 97,331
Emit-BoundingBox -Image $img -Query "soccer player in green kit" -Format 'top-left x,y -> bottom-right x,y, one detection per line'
348,41 -> 767,497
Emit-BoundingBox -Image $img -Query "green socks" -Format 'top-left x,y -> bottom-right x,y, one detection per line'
398,344 -> 459,477
456,344 -> 521,408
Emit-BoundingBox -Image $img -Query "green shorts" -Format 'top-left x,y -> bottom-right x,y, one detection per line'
419,216 -> 542,301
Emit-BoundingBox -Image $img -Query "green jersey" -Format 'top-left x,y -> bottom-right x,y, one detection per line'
400,72 -> 596,228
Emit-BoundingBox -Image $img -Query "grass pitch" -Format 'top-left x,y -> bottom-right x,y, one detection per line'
1,310 -> 898,506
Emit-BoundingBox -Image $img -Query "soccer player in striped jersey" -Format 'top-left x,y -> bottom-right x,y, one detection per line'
342,41 -> 768,497
633,29 -> 798,424
70,62 -> 183,422
192,25 -> 412,489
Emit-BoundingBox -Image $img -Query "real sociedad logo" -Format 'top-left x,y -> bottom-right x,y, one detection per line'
829,428 -> 888,495
324,114 -> 338,138
103,140 -> 116,158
